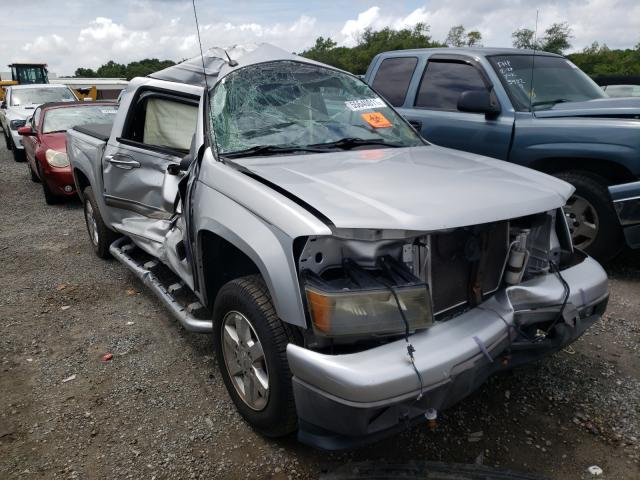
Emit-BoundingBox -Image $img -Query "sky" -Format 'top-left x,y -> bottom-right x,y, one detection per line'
2,0 -> 639,76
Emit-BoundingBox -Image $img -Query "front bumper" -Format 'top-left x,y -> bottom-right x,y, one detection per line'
609,181 -> 640,248
287,254 -> 608,449
41,162 -> 76,197
10,128 -> 24,150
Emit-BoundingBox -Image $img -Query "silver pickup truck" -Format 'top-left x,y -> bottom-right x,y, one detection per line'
67,44 -> 609,449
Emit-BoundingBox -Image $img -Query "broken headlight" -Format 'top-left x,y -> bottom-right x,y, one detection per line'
302,257 -> 433,337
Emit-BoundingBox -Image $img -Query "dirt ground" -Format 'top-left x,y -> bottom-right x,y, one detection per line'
1,143 -> 639,480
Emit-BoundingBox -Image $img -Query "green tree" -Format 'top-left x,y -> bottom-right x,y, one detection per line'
466,30 -> 482,47
74,67 -> 97,78
512,28 -> 537,49
512,22 -> 572,54
301,23 -> 445,74
446,25 -> 466,47
74,58 -> 177,80
541,22 -> 572,54
446,25 -> 482,47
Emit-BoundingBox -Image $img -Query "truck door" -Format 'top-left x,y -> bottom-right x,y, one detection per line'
102,90 -> 199,219
396,55 -> 514,160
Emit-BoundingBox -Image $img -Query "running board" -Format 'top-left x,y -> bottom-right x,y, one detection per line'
109,237 -> 213,333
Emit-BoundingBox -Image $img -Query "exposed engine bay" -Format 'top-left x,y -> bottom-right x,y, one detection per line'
297,209 -> 572,345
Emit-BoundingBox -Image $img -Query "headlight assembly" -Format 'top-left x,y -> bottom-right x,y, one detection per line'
305,284 -> 433,337
45,149 -> 69,168
302,257 -> 433,337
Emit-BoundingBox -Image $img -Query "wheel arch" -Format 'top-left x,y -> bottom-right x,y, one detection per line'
196,226 -> 308,329
73,167 -> 91,201
531,157 -> 636,186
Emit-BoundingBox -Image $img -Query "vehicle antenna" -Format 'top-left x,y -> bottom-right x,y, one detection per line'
529,10 -> 539,111
191,0 -> 210,87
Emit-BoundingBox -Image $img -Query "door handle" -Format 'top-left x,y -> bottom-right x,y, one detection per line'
105,154 -> 140,170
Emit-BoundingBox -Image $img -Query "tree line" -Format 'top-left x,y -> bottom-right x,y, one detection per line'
73,58 -> 175,80
72,23 -> 640,79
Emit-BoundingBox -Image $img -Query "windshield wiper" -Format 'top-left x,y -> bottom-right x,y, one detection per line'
222,144 -> 327,159
531,98 -> 571,108
308,137 -> 403,150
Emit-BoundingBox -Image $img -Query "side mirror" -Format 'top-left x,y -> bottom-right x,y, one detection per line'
1,101 -> 6,109
457,90 -> 501,116
17,126 -> 35,136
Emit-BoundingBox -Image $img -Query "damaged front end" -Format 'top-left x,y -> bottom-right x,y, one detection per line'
287,209 -> 608,449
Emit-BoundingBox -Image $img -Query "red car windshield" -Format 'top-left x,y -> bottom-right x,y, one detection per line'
42,105 -> 118,134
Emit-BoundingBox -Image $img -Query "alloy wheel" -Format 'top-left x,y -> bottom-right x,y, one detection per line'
84,201 -> 99,247
564,194 -> 599,249
221,310 -> 269,411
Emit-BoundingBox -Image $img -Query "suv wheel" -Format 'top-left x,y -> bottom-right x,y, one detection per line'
213,275 -> 297,437
556,171 -> 622,261
82,186 -> 119,258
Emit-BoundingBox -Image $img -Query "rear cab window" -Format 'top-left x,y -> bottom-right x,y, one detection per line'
371,57 -> 418,107
415,61 -> 487,111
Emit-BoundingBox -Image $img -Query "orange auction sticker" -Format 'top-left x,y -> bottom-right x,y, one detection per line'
361,112 -> 392,128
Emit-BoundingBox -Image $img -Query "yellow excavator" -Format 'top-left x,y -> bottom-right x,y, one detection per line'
0,63 -> 49,101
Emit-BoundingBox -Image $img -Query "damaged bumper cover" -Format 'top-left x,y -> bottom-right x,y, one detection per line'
286,254 -> 608,449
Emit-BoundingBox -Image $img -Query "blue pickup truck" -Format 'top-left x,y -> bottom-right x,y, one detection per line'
364,47 -> 640,260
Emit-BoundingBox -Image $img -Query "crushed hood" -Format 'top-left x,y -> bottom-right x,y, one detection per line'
535,97 -> 640,119
236,146 -> 574,231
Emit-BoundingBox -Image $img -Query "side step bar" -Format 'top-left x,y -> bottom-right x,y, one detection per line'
109,237 -> 213,333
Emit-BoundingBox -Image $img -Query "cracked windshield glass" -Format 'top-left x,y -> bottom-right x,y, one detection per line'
210,60 -> 424,157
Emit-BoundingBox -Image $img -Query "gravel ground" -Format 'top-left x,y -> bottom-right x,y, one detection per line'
1,143 -> 639,480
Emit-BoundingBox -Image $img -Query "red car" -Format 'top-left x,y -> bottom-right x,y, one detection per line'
18,101 -> 118,204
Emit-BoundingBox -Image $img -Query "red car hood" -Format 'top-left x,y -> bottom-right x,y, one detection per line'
41,132 -> 67,153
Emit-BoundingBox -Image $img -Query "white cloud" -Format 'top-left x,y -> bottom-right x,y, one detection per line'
3,1 -> 639,76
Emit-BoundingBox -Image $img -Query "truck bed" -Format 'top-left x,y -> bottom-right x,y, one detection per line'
67,124 -> 109,176
72,122 -> 112,141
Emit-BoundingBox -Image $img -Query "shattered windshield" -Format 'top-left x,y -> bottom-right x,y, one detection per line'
489,55 -> 606,111
209,61 -> 424,156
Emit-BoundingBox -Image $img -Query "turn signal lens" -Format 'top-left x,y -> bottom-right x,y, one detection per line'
45,149 -> 69,168
305,284 -> 433,337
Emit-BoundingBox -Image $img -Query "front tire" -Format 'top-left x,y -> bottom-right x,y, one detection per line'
29,162 -> 40,183
213,275 -> 297,437
37,163 -> 60,205
82,186 -> 119,258
556,171 -> 622,261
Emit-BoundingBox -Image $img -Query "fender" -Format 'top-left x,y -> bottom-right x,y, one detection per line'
193,148 -> 331,327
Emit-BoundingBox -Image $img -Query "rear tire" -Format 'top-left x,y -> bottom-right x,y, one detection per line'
82,186 -> 119,259
556,171 -> 622,261
213,275 -> 297,438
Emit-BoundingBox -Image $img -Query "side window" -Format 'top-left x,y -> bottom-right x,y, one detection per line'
371,57 -> 418,107
32,108 -> 42,130
415,61 -> 487,111
123,95 -> 198,154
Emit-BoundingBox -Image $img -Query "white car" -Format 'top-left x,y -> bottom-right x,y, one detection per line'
0,84 -> 77,161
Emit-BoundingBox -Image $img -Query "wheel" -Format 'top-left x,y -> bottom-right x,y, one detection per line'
37,162 -> 59,205
556,171 -> 622,261
82,186 -> 120,258
29,161 -> 40,183
12,148 -> 25,162
4,131 -> 12,150
213,275 -> 297,437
